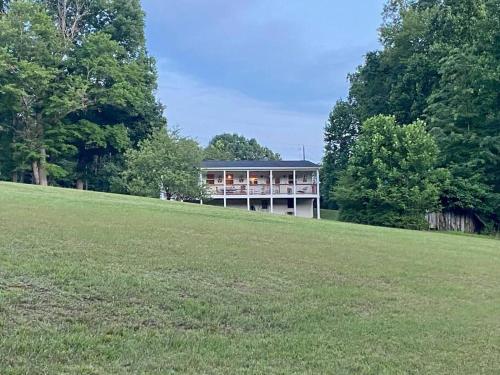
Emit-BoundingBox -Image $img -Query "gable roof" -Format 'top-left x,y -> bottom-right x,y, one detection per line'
201,160 -> 320,170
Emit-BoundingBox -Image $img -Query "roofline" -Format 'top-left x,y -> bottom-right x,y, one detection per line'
201,166 -> 320,171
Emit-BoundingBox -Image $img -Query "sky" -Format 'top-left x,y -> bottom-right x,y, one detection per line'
141,0 -> 386,162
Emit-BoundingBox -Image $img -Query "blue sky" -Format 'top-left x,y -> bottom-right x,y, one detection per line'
141,0 -> 385,162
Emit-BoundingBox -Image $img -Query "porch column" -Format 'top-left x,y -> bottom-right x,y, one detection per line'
246,170 -> 250,211
223,170 -> 227,208
293,170 -> 297,216
270,170 -> 274,213
316,169 -> 321,219
199,172 -> 203,205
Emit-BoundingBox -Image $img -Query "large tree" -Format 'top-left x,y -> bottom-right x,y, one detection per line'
321,99 -> 360,209
334,115 -> 446,229
0,0 -> 85,185
0,0 -> 164,189
123,129 -> 204,200
204,133 -> 280,161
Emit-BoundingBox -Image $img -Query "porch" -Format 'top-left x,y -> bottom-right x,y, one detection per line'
199,160 -> 321,219
202,170 -> 318,197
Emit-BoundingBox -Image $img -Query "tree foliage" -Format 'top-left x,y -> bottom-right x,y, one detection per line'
204,133 -> 280,161
0,0 -> 164,189
334,115 -> 446,229
123,129 -> 204,200
321,99 -> 359,208
323,0 -> 499,229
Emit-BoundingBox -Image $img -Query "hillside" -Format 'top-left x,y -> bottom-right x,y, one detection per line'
0,182 -> 499,374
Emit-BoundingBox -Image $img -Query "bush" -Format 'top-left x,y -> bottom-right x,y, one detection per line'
334,115 -> 448,229
123,129 -> 205,200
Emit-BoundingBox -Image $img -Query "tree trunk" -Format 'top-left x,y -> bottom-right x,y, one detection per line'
76,179 -> 84,190
32,160 -> 40,185
39,148 -> 48,186
32,148 -> 49,186
12,172 -> 18,183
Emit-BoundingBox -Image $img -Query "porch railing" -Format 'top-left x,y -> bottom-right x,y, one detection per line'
206,183 -> 317,196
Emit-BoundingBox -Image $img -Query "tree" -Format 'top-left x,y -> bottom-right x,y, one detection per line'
204,133 -> 280,161
334,115 -> 447,229
56,0 -> 165,190
123,129 -> 205,200
425,47 -> 500,223
0,0 -> 165,189
321,99 -> 360,208
64,30 -> 163,190
330,0 -> 499,230
0,0 -> 85,185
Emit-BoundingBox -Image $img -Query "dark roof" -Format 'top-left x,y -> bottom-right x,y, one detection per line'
201,160 -> 320,169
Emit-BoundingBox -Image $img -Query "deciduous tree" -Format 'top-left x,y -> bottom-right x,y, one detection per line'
334,115 -> 447,229
123,129 -> 205,200
327,0 -> 499,230
321,99 -> 359,208
204,133 -> 280,161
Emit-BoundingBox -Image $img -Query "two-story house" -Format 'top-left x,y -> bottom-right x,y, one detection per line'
200,160 -> 320,219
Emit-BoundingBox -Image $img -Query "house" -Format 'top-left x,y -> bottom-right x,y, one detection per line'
200,160 -> 321,219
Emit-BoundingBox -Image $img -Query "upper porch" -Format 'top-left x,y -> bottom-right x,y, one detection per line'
200,160 -> 320,198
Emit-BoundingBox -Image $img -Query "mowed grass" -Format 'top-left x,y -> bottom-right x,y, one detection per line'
0,183 -> 499,374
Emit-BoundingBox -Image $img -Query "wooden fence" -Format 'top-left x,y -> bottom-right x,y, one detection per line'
425,211 -> 481,233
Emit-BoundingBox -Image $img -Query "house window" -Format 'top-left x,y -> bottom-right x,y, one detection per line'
261,200 -> 268,210
206,174 -> 215,185
226,173 -> 234,185
217,176 -> 223,183
302,175 -> 307,183
288,174 -> 294,184
250,176 -> 258,185
287,198 -> 294,209
238,175 -> 245,183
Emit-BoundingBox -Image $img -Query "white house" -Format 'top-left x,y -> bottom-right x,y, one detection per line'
200,160 -> 321,219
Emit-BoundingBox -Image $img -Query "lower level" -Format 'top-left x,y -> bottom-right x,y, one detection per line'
205,198 -> 320,219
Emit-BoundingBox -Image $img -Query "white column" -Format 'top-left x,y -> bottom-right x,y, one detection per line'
316,169 -> 321,219
199,172 -> 203,205
223,170 -> 227,208
293,170 -> 297,217
246,170 -> 250,211
270,170 -> 274,213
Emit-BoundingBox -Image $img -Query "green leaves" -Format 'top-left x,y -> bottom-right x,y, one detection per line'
334,115 -> 446,229
0,0 -> 164,187
328,0 -> 499,230
204,133 -> 280,161
123,129 -> 204,200
321,99 -> 360,209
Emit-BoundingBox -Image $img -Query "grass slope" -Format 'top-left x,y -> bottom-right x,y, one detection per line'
0,182 -> 499,374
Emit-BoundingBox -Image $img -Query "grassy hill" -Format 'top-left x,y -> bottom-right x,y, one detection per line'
0,182 -> 499,374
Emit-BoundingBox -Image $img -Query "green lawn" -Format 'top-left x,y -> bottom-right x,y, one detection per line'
1,182 -> 499,374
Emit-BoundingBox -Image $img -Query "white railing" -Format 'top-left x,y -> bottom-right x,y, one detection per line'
206,183 -> 317,196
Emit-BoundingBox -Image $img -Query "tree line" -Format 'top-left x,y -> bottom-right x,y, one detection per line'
322,0 -> 499,232
2,0 -> 497,232
0,0 -> 279,196
0,0 -> 165,191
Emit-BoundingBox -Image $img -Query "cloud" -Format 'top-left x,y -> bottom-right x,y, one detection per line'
156,59 -> 326,162
141,0 -> 385,162
142,0 -> 383,110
